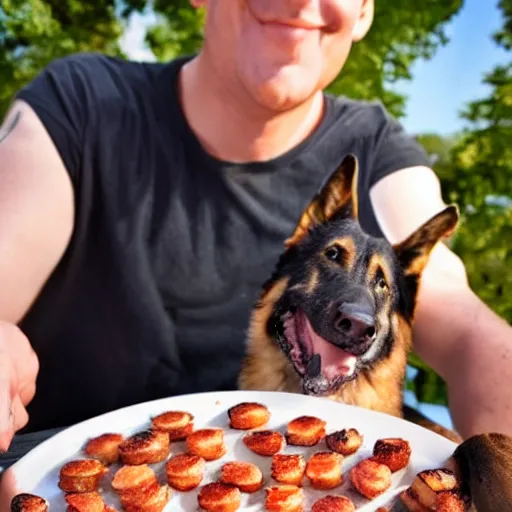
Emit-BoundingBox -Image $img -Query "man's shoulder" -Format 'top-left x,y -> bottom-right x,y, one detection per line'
326,94 -> 397,138
29,52 -> 168,104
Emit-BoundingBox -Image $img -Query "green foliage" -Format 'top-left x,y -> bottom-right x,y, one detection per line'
410,0 -> 512,406
0,0 -> 124,115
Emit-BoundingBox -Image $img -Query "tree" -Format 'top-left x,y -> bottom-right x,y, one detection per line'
410,0 -> 512,406
0,0 -> 124,115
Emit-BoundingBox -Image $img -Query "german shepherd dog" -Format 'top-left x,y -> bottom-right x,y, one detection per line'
239,155 -> 512,512
237,154 -> 512,509
238,154 -> 460,442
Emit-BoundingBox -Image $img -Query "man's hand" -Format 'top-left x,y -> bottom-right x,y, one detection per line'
0,322 -> 39,451
370,165 -> 512,439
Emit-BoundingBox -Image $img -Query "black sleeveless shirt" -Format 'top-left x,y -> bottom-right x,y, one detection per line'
15,53 -> 430,432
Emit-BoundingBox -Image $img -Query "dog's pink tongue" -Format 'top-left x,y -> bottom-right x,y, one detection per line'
298,311 -> 357,380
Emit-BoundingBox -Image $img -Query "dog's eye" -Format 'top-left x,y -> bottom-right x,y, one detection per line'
376,278 -> 388,291
325,245 -> 343,263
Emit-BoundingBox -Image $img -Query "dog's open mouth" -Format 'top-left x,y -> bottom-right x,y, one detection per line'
276,308 -> 360,396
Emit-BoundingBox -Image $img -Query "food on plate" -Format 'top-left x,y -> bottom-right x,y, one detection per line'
121,484 -> 171,512
264,485 -> 304,512
84,433 -> 124,465
165,453 -> 206,491
151,411 -> 194,441
64,491 -> 107,512
118,429 -> 170,465
58,459 -> 107,493
271,454 -> 306,486
325,429 -> 363,456
371,438 -> 411,472
10,493 -> 48,512
186,428 -> 227,461
349,459 -> 392,499
285,416 -> 326,446
243,430 -> 285,456
111,464 -> 160,507
311,495 -> 356,512
197,482 -> 242,512
305,452 -> 343,490
399,468 -> 469,511
220,461 -> 264,493
227,402 -> 270,430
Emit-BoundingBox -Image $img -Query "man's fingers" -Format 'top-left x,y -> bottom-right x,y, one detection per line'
0,391 -> 13,453
11,394 -> 28,431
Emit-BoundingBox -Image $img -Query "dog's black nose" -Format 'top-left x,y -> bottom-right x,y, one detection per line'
334,302 -> 376,341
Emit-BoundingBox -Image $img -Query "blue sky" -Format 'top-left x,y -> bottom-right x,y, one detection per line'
120,0 -> 507,137
396,0 -> 507,135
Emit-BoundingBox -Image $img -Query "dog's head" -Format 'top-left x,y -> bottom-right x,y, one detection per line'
258,154 -> 459,397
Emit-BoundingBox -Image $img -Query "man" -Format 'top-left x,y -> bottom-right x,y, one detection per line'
0,0 -> 511,452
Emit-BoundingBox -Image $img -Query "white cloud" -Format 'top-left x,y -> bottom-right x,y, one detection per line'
119,11 -> 158,62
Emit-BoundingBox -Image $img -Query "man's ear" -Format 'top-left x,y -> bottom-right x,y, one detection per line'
352,0 -> 374,42
285,154 -> 359,248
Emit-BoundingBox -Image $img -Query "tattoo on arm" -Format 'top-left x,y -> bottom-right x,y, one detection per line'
0,111 -> 22,144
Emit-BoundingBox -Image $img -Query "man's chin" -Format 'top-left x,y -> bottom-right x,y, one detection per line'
239,62 -> 324,112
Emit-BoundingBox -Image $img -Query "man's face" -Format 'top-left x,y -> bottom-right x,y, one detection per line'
193,0 -> 373,111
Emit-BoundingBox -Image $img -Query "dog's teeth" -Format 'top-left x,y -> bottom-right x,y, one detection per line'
307,354 -> 322,377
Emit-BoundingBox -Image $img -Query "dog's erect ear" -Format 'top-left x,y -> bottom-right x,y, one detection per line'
285,154 -> 359,248
394,205 -> 460,277
394,205 -> 459,317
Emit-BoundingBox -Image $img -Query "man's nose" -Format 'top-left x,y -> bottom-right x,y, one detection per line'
333,302 -> 376,341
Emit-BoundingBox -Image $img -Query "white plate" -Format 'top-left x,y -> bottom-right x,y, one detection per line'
5,390 -> 457,511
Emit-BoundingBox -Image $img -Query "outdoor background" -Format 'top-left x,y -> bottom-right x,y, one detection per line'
1,0 -> 511,427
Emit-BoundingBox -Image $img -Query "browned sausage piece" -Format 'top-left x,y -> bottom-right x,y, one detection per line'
84,433 -> 124,464
271,454 -> 306,486
265,485 -> 304,512
111,464 -> 159,506
151,411 -> 194,441
228,402 -> 271,430
325,429 -> 363,456
243,430 -> 285,456
58,459 -> 107,493
118,429 -> 170,465
186,428 -> 227,461
220,461 -> 264,493
165,453 -> 206,491
405,468 -> 466,511
305,452 -> 343,490
64,491 -> 106,512
122,485 -> 171,512
349,459 -> 392,499
285,416 -> 326,446
197,482 -> 242,512
311,495 -> 356,512
10,493 -> 49,512
372,438 -> 411,472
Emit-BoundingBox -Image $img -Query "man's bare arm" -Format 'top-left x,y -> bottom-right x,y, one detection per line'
0,100 -> 75,323
0,99 -> 74,448
370,166 -> 512,439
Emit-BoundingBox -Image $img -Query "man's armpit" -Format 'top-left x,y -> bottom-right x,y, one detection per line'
0,109 -> 22,144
